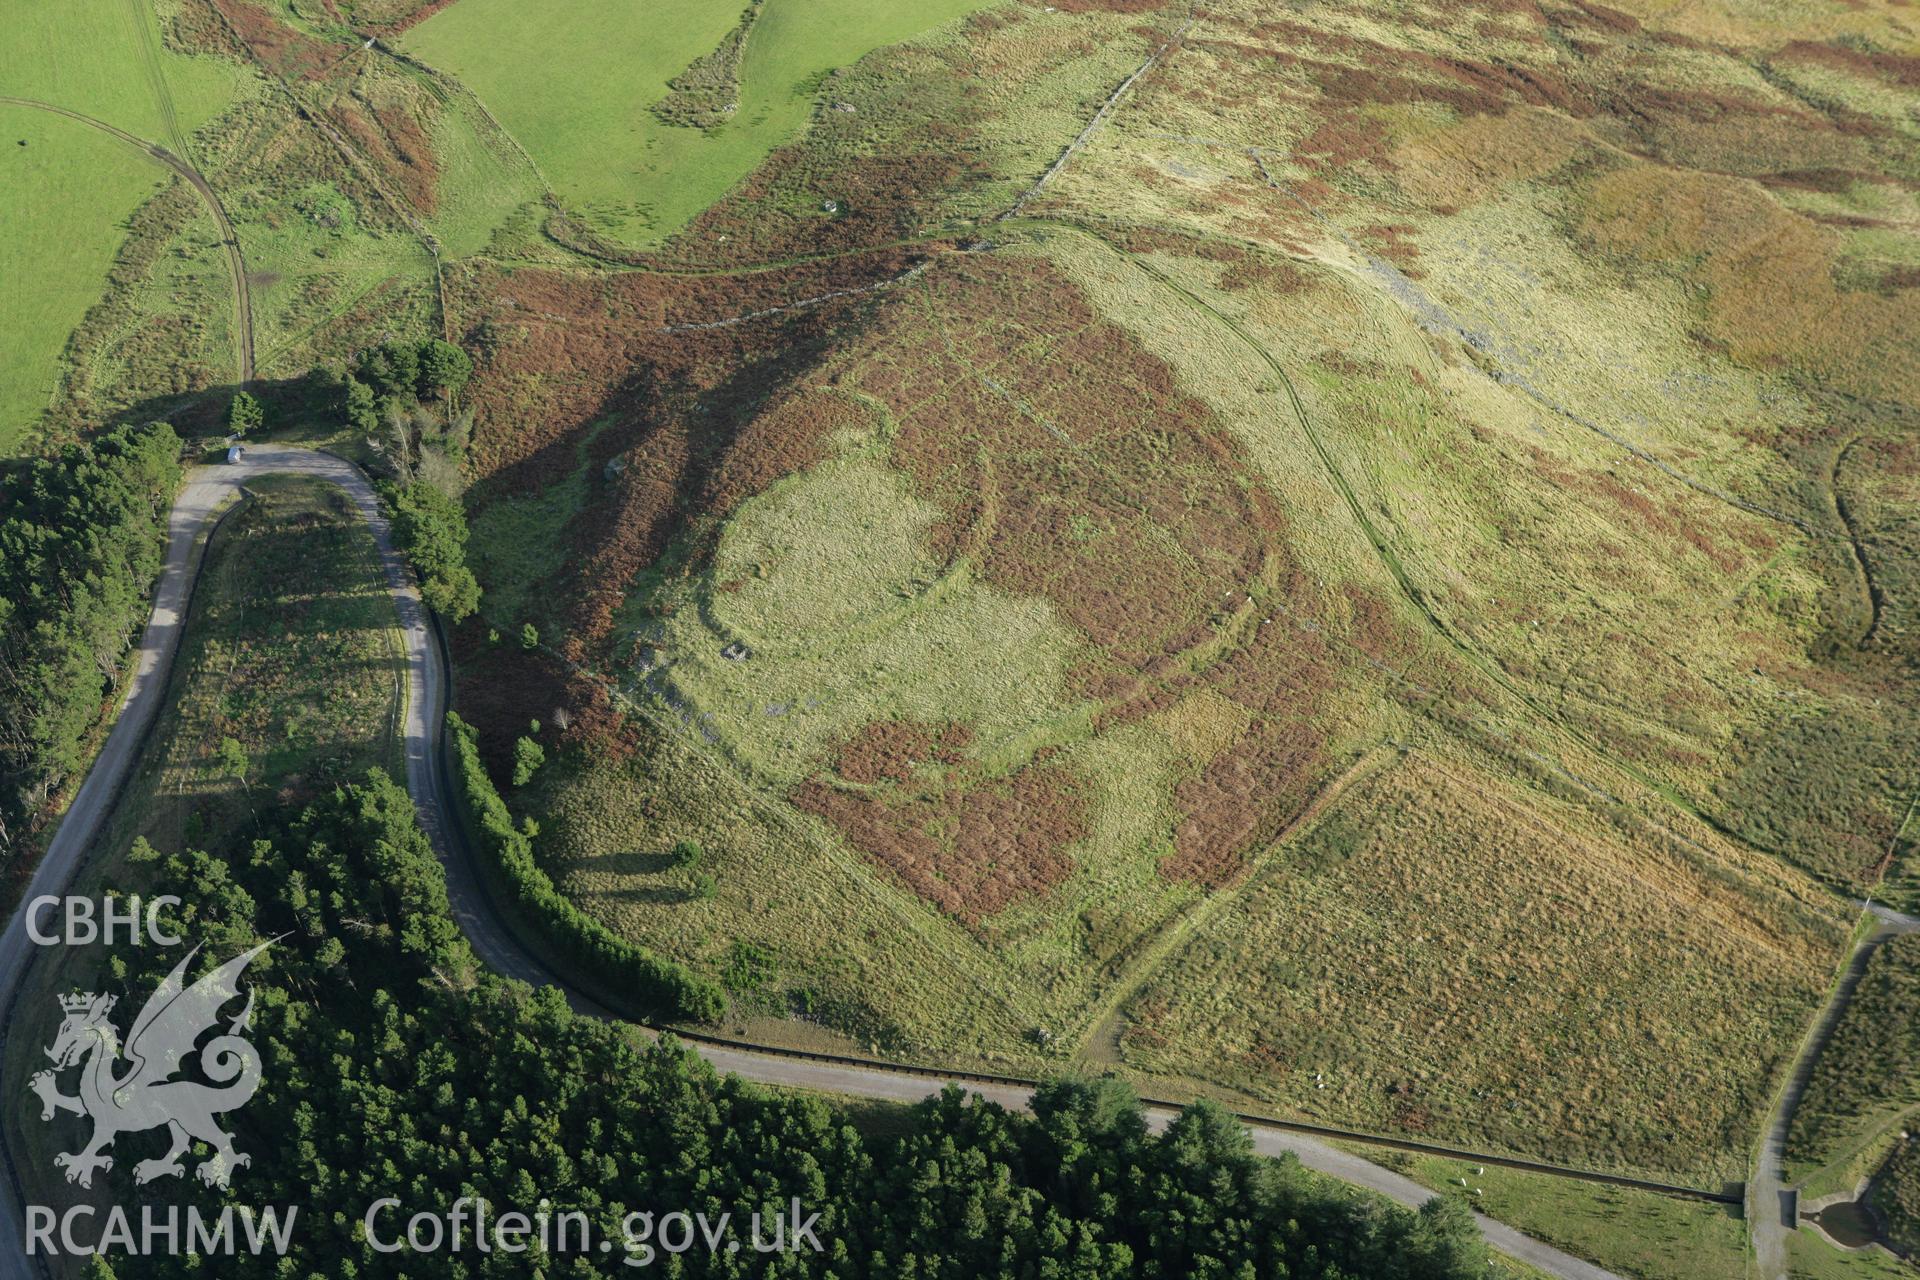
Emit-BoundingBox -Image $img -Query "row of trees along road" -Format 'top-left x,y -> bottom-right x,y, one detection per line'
0,422 -> 179,870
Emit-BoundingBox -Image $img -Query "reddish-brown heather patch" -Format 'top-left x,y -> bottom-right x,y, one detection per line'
1296,112 -> 1396,173
701,389 -> 869,516
1220,254 -> 1313,293
872,254 -> 1277,669
327,100 -> 440,213
449,619 -> 635,778
1161,608 -> 1341,888
678,122 -> 970,260
832,720 -> 976,784
1239,15 -> 1594,119
1166,720 -> 1326,887
1777,40 -> 1920,89
792,761 -> 1088,925
456,252 -> 918,486
1362,223 -> 1422,268
210,0 -> 339,80
1564,0 -> 1641,34
170,0 -> 242,57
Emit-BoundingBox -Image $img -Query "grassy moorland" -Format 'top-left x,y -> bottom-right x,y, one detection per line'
1038,0 -> 1920,895
431,0 -> 1918,1183
0,0 -> 246,147
402,0 -> 998,246
1118,755 -> 1840,1186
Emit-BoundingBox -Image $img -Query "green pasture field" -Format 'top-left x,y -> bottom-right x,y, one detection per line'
0,109 -> 168,449
417,79 -> 549,257
0,0 -> 247,148
1378,1148 -> 1747,1280
402,0 -> 995,246
0,0 -> 249,446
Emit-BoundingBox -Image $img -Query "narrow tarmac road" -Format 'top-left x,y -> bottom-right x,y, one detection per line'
0,448 -> 1623,1280
1748,900 -> 1920,1279
0,448 -> 376,1277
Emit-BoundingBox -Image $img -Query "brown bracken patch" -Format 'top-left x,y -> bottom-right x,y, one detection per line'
328,100 -> 441,214
208,0 -> 339,80
832,720 -> 975,784
702,389 -> 871,516
868,253 -> 1277,669
792,760 -> 1088,925
1160,605 -> 1342,888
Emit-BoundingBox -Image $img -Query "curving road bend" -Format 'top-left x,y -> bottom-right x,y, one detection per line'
0,448 -> 381,1277
1748,900 -> 1920,1279
0,447 -> 1622,1280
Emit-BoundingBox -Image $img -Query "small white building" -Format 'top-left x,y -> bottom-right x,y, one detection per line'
226,445 -> 245,464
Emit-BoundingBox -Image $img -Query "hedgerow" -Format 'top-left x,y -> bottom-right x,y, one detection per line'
445,710 -> 725,1022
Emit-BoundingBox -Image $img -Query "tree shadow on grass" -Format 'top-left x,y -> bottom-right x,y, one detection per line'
106,369 -> 341,442
571,847 -> 679,877
606,883 -> 702,906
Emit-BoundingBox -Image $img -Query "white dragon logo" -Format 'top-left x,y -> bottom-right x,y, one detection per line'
29,942 -> 270,1190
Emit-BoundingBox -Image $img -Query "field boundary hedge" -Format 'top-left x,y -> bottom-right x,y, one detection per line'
443,709 -> 726,1022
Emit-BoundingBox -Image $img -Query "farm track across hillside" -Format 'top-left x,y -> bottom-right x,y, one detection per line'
0,96 -> 254,385
0,448 -> 1650,1280
198,2 -> 450,339
122,0 -> 190,163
